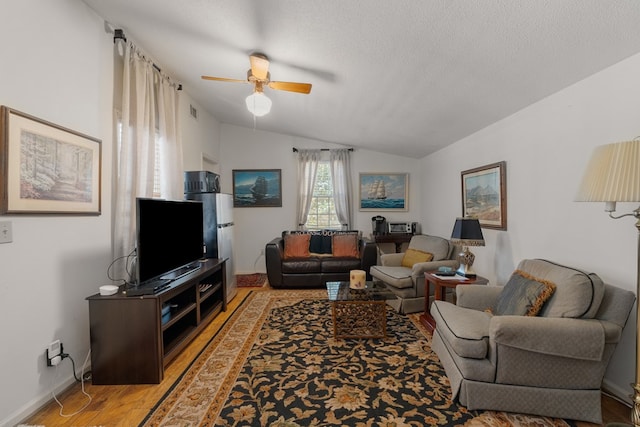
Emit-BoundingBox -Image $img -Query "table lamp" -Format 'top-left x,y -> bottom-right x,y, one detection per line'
450,217 -> 485,278
576,139 -> 640,426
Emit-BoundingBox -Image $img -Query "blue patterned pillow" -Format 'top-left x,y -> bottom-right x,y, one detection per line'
491,270 -> 556,316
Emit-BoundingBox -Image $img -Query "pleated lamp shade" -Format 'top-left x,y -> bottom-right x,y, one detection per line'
576,140 -> 640,204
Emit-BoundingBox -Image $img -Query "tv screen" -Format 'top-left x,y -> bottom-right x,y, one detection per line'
135,198 -> 204,284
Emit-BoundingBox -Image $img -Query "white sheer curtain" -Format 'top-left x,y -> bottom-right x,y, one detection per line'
113,40 -> 183,281
296,149 -> 321,230
329,149 -> 352,229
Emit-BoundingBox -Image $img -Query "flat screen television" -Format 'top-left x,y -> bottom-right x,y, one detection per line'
134,198 -> 204,285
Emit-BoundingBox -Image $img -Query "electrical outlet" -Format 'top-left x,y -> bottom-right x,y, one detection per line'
0,221 -> 12,244
46,340 -> 63,366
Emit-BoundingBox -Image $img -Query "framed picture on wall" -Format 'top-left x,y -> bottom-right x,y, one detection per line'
0,106 -> 102,215
358,173 -> 409,211
461,161 -> 507,230
232,169 -> 282,207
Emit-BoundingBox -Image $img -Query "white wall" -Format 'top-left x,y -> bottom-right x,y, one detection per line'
180,97 -> 221,172
0,2 -> 223,425
420,52 -> 640,403
219,124 -> 422,274
0,1 -> 113,425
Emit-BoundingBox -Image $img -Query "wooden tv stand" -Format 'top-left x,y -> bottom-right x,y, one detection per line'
86,258 -> 227,385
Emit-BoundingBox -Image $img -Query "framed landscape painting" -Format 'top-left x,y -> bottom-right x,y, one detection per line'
232,169 -> 282,207
0,106 -> 101,214
359,173 -> 408,211
461,161 -> 507,230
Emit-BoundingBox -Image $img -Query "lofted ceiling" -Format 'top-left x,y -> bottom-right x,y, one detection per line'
82,0 -> 640,158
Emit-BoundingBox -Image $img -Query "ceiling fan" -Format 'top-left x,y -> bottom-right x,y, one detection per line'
201,53 -> 312,116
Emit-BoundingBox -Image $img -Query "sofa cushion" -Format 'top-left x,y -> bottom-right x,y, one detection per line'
283,233 -> 311,259
369,265 -> 413,289
282,258 -> 321,273
431,300 -> 491,359
401,248 -> 433,268
309,234 -> 332,254
321,257 -> 362,272
332,233 -> 359,257
491,270 -> 556,316
408,235 -> 451,261
518,259 -> 605,319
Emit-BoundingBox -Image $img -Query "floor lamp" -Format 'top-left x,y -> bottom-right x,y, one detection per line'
576,139 -> 640,425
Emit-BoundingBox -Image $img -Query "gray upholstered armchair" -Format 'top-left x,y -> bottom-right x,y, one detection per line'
369,234 -> 459,314
430,259 -> 635,423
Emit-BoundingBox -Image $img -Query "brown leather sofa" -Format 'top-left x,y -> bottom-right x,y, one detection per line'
265,231 -> 377,289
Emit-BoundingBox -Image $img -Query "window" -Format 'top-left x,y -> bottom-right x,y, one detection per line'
306,162 -> 341,230
116,117 -> 162,198
296,148 -> 351,231
152,141 -> 161,197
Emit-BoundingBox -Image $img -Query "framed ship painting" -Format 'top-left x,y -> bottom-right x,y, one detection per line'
232,169 -> 282,207
0,106 -> 101,214
359,173 -> 408,211
461,161 -> 507,230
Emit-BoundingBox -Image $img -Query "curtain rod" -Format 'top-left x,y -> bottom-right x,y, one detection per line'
113,29 -> 182,91
292,147 -> 354,152
114,29 -> 127,43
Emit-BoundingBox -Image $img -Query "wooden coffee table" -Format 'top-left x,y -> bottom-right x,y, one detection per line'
419,271 -> 488,333
326,281 -> 396,339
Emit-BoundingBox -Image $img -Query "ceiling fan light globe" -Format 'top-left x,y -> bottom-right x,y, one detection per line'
246,92 -> 272,117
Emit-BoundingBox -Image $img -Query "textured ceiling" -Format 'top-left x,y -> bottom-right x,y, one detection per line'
82,0 -> 640,158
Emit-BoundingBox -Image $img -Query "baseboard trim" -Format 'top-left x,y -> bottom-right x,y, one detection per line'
1,371 -> 84,427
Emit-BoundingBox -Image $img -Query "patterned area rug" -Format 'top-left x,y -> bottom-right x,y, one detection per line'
141,289 -> 573,426
236,273 -> 268,287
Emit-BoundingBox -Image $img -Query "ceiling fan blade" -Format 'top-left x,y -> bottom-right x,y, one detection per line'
201,75 -> 247,84
268,81 -> 312,94
250,54 -> 270,80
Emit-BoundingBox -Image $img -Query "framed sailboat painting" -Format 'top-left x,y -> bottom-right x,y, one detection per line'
232,169 -> 282,207
359,173 -> 409,211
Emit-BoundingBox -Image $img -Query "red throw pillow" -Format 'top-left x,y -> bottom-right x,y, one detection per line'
283,233 -> 311,258
332,233 -> 359,257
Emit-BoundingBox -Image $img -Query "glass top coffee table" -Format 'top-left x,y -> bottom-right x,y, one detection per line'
326,281 -> 397,339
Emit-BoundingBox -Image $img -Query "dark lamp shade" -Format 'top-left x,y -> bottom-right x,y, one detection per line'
451,217 -> 485,246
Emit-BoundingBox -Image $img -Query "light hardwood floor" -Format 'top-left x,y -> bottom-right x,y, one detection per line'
22,286 -> 631,426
